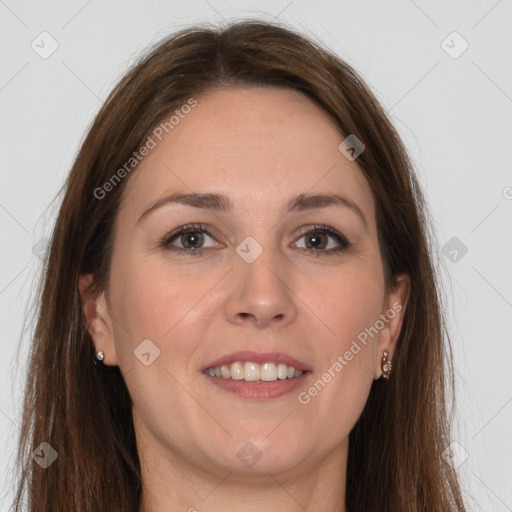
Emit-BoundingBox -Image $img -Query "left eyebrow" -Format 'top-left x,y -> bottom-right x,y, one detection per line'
287,193 -> 368,231
136,191 -> 368,231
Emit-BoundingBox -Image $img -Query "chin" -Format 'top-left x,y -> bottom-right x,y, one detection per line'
206,434 -> 310,477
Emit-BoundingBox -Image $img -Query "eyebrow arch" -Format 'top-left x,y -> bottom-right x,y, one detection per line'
136,192 -> 368,230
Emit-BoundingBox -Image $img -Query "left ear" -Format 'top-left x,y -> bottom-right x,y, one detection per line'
374,273 -> 410,379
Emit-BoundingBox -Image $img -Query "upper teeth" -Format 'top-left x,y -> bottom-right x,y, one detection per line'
205,361 -> 305,381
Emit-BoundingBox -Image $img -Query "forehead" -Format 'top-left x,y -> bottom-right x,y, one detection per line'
118,86 -> 376,225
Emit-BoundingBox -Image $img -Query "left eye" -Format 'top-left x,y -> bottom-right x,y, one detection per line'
293,226 -> 350,254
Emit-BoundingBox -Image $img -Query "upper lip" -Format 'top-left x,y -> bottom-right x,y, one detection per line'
202,351 -> 312,372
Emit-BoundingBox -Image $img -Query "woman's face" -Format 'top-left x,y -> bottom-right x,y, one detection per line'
82,86 -> 409,479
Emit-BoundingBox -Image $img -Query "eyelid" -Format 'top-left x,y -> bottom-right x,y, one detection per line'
294,224 -> 349,243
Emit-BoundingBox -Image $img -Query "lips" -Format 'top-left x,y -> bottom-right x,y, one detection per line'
202,350 -> 312,373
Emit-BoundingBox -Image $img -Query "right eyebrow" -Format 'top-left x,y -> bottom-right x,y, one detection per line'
137,193 -> 233,224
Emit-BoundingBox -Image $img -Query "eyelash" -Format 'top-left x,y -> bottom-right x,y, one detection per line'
158,223 -> 351,257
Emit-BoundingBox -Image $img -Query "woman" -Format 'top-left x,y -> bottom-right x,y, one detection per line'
11,19 -> 468,512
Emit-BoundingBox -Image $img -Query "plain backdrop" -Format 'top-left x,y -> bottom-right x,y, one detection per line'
1,1 -> 511,510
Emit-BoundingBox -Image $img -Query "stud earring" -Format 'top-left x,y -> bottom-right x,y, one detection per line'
381,349 -> 393,379
93,350 -> 105,367
93,349 -> 117,371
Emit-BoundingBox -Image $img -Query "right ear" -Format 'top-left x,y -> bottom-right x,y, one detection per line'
78,274 -> 118,365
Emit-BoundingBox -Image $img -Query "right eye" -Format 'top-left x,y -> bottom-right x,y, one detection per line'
159,223 -> 221,255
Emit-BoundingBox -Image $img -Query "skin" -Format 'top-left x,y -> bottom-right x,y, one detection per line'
80,86 -> 410,512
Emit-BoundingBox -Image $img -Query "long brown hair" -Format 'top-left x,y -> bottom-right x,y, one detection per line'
11,19 -> 467,511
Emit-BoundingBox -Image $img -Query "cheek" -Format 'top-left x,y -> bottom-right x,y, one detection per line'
108,251 -> 225,378
107,258 -> 209,434
299,263 -> 384,408
313,262 -> 385,347
108,254 -> 191,356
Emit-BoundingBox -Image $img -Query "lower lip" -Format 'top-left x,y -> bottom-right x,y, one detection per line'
204,373 -> 310,400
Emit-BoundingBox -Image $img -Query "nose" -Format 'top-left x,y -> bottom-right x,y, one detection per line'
224,243 -> 298,329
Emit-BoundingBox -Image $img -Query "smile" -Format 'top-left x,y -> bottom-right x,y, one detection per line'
204,361 -> 306,382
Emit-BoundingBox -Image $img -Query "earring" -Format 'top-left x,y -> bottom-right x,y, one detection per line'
381,349 -> 393,379
93,349 -> 105,367
92,349 -> 117,371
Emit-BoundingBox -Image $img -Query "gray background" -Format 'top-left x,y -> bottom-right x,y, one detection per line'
1,1 -> 511,510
